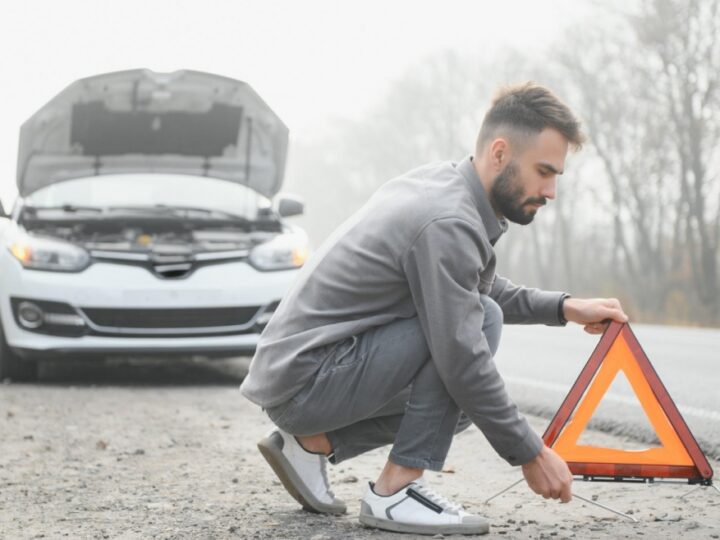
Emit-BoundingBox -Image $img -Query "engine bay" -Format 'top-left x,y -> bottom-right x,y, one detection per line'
20,213 -> 282,255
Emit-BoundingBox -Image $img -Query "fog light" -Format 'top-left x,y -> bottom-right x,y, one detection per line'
18,301 -> 44,329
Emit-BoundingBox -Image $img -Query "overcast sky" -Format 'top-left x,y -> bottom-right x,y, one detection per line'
0,0 -> 593,205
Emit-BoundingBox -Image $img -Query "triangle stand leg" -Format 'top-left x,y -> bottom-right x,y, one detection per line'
483,477 -> 638,522
679,483 -> 720,499
484,478 -> 524,505
678,485 -> 704,500
573,493 -> 638,522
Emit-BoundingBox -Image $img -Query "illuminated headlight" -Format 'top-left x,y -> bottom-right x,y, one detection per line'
249,233 -> 309,271
8,233 -> 90,272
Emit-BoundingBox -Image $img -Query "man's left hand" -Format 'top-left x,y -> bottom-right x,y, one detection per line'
563,297 -> 628,334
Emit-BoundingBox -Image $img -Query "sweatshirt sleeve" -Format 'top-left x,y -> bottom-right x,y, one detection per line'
401,217 -> 543,465
490,274 -> 569,326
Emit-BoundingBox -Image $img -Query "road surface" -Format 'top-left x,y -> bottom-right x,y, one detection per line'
1,359 -> 718,538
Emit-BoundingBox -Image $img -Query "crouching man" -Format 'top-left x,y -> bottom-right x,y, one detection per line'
240,82 -> 628,536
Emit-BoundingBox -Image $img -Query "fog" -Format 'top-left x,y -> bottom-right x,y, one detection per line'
2,0 -> 718,326
0,0 -> 588,204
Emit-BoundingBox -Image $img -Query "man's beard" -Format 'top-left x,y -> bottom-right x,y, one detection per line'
490,160 -> 545,225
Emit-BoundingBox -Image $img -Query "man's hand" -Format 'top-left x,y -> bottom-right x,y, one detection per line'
563,297 -> 629,334
521,446 -> 573,503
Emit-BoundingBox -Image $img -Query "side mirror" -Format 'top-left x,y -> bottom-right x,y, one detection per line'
277,194 -> 305,218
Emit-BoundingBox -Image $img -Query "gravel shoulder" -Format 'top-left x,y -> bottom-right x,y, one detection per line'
1,359 -> 719,539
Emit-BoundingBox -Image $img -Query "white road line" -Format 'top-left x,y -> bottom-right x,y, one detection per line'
504,376 -> 720,422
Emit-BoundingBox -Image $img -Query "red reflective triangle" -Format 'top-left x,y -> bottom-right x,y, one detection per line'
543,322 -> 713,483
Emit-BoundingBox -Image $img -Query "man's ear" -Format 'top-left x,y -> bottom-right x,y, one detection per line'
489,138 -> 510,170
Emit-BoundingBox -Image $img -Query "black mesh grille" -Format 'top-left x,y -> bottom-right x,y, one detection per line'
81,306 -> 260,329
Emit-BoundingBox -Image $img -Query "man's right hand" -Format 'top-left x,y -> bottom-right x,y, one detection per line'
521,446 -> 573,503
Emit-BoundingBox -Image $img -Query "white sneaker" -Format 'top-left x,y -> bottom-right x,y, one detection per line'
359,477 -> 489,535
257,428 -> 346,514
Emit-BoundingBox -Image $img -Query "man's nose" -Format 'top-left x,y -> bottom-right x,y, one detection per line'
540,177 -> 557,200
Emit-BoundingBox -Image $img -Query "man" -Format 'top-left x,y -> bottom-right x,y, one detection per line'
240,82 -> 628,536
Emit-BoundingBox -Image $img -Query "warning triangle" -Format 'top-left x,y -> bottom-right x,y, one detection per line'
543,322 -> 713,484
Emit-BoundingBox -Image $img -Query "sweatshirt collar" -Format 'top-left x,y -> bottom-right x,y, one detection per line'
456,156 -> 508,245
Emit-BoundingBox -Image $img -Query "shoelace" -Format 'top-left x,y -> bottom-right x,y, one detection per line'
415,483 -> 462,513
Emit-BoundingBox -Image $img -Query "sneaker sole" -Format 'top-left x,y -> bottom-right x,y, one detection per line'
257,434 -> 347,515
359,512 -> 489,536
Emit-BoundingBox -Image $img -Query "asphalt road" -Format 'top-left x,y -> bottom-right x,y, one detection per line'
495,323 -> 720,460
4,358 -> 718,537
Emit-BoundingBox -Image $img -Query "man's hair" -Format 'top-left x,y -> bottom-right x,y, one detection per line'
476,82 -> 585,155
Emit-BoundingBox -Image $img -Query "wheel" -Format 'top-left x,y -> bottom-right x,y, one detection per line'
0,321 -> 38,382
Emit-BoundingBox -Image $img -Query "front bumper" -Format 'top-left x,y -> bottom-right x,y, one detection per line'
11,336 -> 260,360
0,253 -> 296,358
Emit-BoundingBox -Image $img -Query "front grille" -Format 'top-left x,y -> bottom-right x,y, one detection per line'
89,249 -> 249,280
81,306 -> 260,329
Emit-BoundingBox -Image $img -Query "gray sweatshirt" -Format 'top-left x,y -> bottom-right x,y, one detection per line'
241,156 -> 568,465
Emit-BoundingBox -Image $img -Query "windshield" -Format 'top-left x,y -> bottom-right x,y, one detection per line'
24,174 -> 270,219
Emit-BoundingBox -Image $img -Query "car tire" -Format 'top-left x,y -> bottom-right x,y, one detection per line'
0,322 -> 38,382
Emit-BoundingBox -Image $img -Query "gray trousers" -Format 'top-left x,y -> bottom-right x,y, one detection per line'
265,295 -> 503,471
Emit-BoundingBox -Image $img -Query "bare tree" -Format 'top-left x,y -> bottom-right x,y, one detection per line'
550,0 -> 720,324
633,0 -> 720,321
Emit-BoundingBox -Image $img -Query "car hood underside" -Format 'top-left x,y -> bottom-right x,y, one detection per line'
17,69 -> 289,199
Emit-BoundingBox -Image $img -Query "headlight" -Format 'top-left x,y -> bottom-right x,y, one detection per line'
8,233 -> 90,272
249,232 -> 309,271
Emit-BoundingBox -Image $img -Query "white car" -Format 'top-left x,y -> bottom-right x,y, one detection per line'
0,69 -> 308,381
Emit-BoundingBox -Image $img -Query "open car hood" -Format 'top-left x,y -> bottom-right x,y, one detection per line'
17,69 -> 289,198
